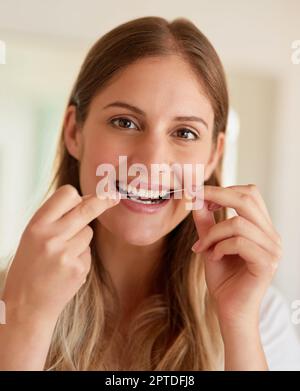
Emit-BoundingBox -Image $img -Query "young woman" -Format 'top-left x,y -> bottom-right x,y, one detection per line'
0,16 -> 299,371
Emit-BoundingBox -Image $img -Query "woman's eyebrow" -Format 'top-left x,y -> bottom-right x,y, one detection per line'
103,101 -> 208,129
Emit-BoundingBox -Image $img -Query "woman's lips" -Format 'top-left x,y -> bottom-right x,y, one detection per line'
115,181 -> 173,214
120,196 -> 172,214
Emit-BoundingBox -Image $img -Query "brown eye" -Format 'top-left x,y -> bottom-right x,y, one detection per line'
110,117 -> 138,129
174,128 -> 199,140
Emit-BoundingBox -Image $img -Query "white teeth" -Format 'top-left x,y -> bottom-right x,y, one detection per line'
118,182 -> 169,199
130,198 -> 158,204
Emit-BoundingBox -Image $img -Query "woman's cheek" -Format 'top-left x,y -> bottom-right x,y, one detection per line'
79,158 -> 97,195
78,135 -> 116,194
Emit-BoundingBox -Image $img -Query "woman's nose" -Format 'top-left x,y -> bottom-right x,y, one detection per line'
130,134 -> 171,168
125,135 -> 175,185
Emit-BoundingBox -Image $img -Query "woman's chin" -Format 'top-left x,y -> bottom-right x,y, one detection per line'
121,235 -> 163,247
117,227 -> 165,246
97,216 -> 166,246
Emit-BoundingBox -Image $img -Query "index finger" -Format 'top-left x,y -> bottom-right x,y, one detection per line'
31,185 -> 82,225
57,192 -> 120,239
201,185 -> 276,243
192,200 -> 216,242
226,185 -> 272,225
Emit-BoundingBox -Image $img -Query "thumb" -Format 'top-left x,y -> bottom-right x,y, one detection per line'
192,200 -> 216,250
96,175 -> 121,204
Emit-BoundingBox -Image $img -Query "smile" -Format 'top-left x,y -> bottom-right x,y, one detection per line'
116,180 -> 174,205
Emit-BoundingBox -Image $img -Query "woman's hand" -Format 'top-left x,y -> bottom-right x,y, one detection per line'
191,184 -> 282,370
0,184 -> 120,370
2,184 -> 120,324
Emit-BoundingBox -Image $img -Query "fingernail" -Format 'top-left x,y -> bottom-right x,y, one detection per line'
97,191 -> 120,201
191,243 -> 198,252
195,241 -> 204,251
207,202 -> 222,211
109,192 -> 121,203
108,196 -> 120,204
191,240 -> 202,252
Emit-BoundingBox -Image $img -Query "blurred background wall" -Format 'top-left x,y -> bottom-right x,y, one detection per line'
0,0 -> 300,331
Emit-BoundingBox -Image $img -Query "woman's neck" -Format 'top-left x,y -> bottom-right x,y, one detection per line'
94,222 -> 165,316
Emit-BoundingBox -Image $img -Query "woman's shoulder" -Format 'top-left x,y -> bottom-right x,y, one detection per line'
259,284 -> 300,370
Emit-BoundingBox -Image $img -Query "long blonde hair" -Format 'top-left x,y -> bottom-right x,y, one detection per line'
45,16 -> 229,370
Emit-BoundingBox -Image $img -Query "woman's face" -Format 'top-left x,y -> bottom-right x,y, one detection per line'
65,55 -> 224,245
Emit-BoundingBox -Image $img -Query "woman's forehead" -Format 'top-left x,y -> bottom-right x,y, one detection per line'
90,56 -> 214,125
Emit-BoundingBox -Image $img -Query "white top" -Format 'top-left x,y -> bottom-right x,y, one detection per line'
259,285 -> 300,370
0,268 -> 300,370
